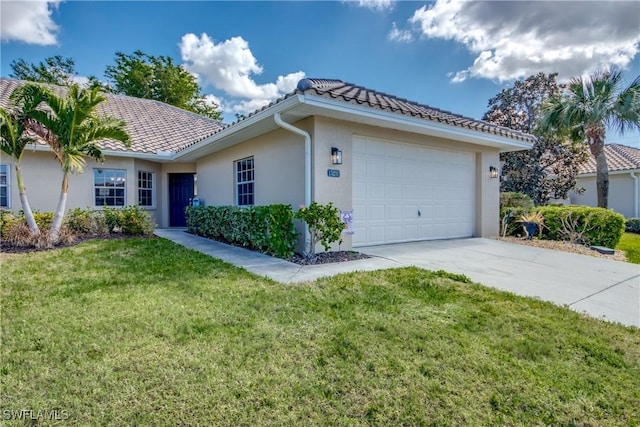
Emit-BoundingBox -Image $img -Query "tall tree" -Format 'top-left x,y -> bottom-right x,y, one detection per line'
539,70 -> 640,208
483,72 -> 588,205
104,50 -> 222,120
0,92 -> 43,234
15,84 -> 131,242
10,55 -> 77,86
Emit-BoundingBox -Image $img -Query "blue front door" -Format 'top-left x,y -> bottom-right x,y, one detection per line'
169,173 -> 195,227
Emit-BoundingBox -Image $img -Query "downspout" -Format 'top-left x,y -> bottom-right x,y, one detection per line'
274,112 -> 312,254
631,172 -> 639,218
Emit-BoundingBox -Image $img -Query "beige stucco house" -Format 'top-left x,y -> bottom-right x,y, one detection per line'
569,144 -> 640,218
1,77 -> 534,250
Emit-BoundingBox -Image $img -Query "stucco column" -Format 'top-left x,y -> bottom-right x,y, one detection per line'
475,151 -> 500,237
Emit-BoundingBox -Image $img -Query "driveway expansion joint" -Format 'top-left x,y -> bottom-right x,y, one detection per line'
568,274 -> 640,307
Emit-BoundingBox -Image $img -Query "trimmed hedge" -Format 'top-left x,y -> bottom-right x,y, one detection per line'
535,206 -> 625,248
186,205 -> 298,259
626,218 -> 640,234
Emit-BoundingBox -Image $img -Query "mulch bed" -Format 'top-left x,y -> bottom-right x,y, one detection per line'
288,251 -> 370,265
0,234 -> 137,255
496,236 -> 628,262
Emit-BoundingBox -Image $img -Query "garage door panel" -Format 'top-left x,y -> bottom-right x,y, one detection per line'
353,137 -> 475,247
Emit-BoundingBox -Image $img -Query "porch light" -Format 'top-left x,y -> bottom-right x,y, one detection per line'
489,166 -> 499,179
331,147 -> 343,165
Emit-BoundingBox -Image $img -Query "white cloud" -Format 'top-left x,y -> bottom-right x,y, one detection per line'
408,0 -> 640,82
350,0 -> 395,12
0,0 -> 60,45
180,33 -> 305,116
388,22 -> 413,43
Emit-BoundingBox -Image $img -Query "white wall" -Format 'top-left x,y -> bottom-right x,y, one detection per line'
571,171 -> 639,218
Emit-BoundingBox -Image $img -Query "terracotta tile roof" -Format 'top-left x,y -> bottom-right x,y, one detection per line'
578,144 -> 640,174
0,78 -> 224,155
294,78 -> 536,144
220,78 -> 536,146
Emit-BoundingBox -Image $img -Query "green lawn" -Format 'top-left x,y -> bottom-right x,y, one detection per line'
617,232 -> 640,264
2,238 -> 639,425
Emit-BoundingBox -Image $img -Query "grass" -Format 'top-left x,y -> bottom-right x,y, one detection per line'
2,238 -> 639,425
617,232 -> 640,264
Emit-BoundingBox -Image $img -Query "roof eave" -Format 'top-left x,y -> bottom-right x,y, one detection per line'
299,94 -> 533,152
174,94 -> 305,162
578,168 -> 640,178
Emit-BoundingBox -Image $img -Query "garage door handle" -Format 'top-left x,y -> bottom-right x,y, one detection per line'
418,210 -> 421,217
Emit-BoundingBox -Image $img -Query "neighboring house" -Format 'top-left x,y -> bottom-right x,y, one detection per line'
569,144 -> 640,218
0,77 -> 534,251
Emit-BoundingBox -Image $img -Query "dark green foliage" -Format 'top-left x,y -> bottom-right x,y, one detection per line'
104,50 -> 222,120
10,55 -> 78,86
536,206 -> 625,248
500,192 -> 534,210
484,73 -> 588,205
294,202 -> 346,257
186,205 -> 298,259
625,218 -> 640,234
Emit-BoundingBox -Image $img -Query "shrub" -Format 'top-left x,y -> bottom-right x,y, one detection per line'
102,205 -> 156,236
500,192 -> 535,237
186,205 -> 298,259
536,206 -> 625,248
625,218 -> 640,234
65,207 -> 95,235
500,192 -> 534,210
294,202 -> 346,257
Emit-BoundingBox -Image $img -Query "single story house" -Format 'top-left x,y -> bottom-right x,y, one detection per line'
569,144 -> 640,218
1,77 -> 534,251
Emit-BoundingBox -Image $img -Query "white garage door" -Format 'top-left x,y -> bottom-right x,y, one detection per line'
352,136 -> 475,247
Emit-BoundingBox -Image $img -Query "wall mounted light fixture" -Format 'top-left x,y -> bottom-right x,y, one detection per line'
331,147 -> 343,165
489,166 -> 498,179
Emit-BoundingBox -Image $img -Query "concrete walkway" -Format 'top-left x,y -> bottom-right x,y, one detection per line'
154,229 -> 639,327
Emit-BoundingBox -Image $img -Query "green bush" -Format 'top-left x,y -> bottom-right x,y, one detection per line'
65,207 -> 95,235
499,192 -> 536,237
500,192 -> 534,210
186,205 -> 298,259
102,205 -> 156,236
0,210 -> 53,237
294,202 -> 346,257
625,218 -> 640,234
536,206 -> 625,248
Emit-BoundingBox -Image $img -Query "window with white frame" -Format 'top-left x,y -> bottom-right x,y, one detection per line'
235,157 -> 254,206
94,169 -> 126,206
137,171 -> 154,207
0,164 -> 10,208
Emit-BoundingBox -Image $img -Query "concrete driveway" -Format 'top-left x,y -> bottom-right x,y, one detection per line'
358,239 -> 639,328
155,230 -> 639,327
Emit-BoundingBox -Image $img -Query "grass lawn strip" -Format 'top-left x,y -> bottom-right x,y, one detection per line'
617,232 -> 640,264
1,238 -> 639,425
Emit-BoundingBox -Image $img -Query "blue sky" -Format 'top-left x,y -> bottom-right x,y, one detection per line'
1,0 -> 639,147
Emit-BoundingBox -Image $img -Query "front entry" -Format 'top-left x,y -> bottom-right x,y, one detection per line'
169,173 -> 195,227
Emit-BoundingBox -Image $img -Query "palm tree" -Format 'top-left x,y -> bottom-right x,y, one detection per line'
0,104 -> 40,235
16,83 -> 130,242
539,70 -> 640,208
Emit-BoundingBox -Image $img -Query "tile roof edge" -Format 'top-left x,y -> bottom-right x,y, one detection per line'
297,77 -> 535,143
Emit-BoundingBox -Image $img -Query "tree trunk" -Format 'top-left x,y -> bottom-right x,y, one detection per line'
15,164 -> 40,235
588,135 -> 609,209
50,172 -> 69,243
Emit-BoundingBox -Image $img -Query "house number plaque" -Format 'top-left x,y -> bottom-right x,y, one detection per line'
327,169 -> 340,178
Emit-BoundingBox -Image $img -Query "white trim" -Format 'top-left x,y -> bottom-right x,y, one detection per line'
300,94 -> 534,151
93,168 -> 127,208
137,170 -> 155,209
234,156 -> 255,207
175,95 -> 303,161
577,168 -> 640,178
